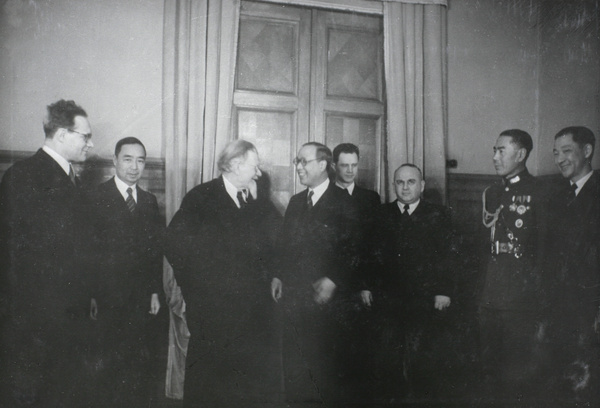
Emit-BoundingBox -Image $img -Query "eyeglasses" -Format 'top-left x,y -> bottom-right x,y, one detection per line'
67,129 -> 92,142
292,157 -> 319,167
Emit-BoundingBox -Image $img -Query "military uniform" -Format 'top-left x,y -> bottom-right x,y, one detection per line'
478,169 -> 546,397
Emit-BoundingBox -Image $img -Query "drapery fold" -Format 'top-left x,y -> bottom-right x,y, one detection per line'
383,1 -> 447,202
162,0 -> 241,399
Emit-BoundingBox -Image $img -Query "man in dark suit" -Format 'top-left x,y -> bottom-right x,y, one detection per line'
88,137 -> 165,407
332,142 -> 380,305
166,140 -> 281,407
271,142 -> 361,404
548,126 -> 600,404
0,100 -> 95,406
332,142 -> 380,400
375,163 -> 454,399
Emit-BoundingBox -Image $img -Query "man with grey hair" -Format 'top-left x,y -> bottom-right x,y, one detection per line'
166,139 -> 281,407
0,100 -> 95,406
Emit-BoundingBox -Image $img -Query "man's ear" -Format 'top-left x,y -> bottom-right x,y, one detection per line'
112,155 -> 118,167
584,144 -> 593,160
56,129 -> 67,143
420,179 -> 426,194
518,147 -> 528,163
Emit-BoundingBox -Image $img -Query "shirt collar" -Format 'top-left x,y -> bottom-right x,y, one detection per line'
572,170 -> 594,196
335,181 -> 355,195
42,145 -> 71,175
114,176 -> 137,202
222,174 -> 245,208
397,199 -> 420,215
309,178 -> 330,206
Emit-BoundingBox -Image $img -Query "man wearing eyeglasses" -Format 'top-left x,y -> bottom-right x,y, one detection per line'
0,99 -> 96,406
271,142 -> 361,404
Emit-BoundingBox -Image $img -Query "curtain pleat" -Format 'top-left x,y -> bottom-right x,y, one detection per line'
162,0 -> 241,399
383,2 -> 447,202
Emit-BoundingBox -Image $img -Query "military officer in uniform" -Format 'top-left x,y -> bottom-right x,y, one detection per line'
478,129 -> 546,401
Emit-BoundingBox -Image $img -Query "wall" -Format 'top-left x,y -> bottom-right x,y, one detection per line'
537,0 -> 600,174
447,0 -> 541,175
447,0 -> 599,177
0,0 -> 164,159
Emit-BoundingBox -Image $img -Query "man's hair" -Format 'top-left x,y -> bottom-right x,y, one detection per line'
499,129 -> 533,160
554,126 -> 596,160
115,137 -> 146,157
303,142 -> 334,178
333,143 -> 360,163
43,99 -> 87,138
395,163 -> 423,178
217,139 -> 258,173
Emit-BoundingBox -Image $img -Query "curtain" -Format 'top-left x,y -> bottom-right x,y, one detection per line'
382,1 -> 447,203
162,0 -> 241,399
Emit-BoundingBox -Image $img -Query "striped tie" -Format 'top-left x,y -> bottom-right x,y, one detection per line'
126,187 -> 136,213
307,190 -> 314,210
68,164 -> 76,186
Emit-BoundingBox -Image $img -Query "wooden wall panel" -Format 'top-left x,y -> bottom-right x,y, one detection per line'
0,150 -> 166,217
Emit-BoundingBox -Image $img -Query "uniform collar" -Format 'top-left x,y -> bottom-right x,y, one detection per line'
503,169 -> 530,186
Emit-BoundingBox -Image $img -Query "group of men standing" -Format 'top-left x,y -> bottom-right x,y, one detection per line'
478,127 -> 600,404
0,98 -> 598,407
0,100 -> 166,407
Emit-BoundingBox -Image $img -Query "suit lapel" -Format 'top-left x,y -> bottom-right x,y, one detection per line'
36,149 -> 76,190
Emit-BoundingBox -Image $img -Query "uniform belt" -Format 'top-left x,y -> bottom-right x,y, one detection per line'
491,241 -> 515,255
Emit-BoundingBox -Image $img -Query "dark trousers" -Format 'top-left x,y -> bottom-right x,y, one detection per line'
478,307 -> 544,399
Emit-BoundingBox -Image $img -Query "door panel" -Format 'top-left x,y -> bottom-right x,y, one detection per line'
234,1 -> 384,207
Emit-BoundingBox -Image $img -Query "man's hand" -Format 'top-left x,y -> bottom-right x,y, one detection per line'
360,290 -> 373,307
150,293 -> 160,315
434,295 -> 451,310
90,298 -> 98,320
313,277 -> 336,304
271,278 -> 282,302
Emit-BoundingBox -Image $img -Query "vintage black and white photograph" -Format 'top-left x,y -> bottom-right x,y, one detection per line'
0,0 -> 598,407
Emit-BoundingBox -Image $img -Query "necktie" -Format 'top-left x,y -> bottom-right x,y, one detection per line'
401,204 -> 410,219
237,189 -> 248,209
126,187 -> 136,213
567,183 -> 577,203
307,190 -> 314,210
68,164 -> 76,186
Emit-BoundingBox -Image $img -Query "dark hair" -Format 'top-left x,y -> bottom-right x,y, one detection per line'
333,143 -> 360,163
554,126 -> 596,160
217,139 -> 258,173
43,100 -> 88,138
499,129 -> 533,160
115,137 -> 146,157
303,142 -> 334,178
396,163 -> 423,178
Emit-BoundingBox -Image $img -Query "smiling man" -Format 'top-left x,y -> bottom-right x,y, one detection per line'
88,137 -> 166,406
0,100 -> 95,406
166,139 -> 281,407
478,129 -> 547,401
272,141 -> 361,404
547,126 -> 600,404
